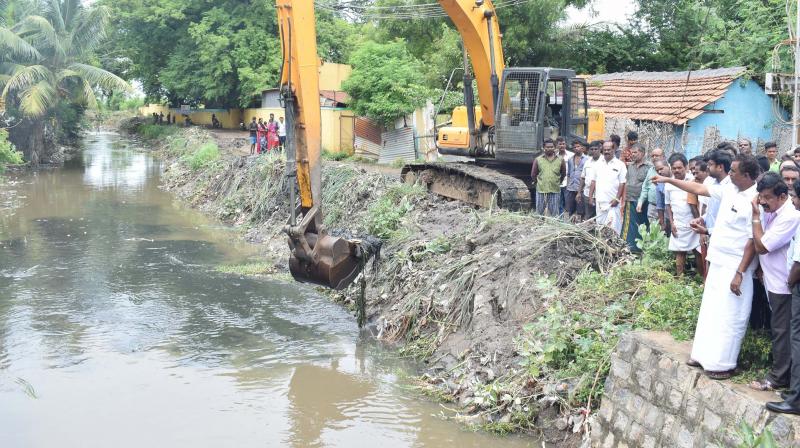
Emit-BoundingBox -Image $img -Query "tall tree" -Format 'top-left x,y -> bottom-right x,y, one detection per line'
0,0 -> 131,164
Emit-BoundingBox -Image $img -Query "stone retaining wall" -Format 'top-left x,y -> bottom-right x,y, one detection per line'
592,331 -> 800,447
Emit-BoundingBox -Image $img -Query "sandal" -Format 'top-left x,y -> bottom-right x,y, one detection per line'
749,379 -> 787,392
705,369 -> 735,380
686,358 -> 701,368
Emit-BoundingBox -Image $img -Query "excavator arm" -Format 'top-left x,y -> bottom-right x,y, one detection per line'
438,0 -> 505,127
277,0 -> 367,290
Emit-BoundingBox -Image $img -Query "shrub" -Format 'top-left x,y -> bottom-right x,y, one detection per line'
138,124 -> 178,140
184,142 -> 220,171
0,129 -> 23,172
365,183 -> 425,239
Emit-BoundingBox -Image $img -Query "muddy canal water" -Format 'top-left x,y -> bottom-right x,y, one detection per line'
0,133 -> 539,447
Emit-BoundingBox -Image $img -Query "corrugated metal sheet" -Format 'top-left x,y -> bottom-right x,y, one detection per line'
354,136 -> 380,161
379,127 -> 416,165
355,117 -> 382,144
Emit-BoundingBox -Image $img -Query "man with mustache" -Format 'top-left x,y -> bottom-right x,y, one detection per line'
748,172 -> 800,393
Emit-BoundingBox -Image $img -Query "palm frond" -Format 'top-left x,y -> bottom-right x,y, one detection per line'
2,64 -> 52,99
0,26 -> 41,61
79,78 -> 97,109
0,0 -> 9,27
14,15 -> 64,60
47,0 -> 66,34
19,80 -> 56,117
68,6 -> 110,56
67,62 -> 131,93
55,68 -> 79,81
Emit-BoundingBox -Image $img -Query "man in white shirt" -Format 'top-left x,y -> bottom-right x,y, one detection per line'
589,141 -> 626,233
653,154 -> 761,380
557,136 -> 574,214
578,140 -> 602,220
277,116 -> 287,151
768,181 -> 800,414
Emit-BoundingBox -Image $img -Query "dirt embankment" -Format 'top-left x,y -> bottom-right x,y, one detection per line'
125,121 -> 629,446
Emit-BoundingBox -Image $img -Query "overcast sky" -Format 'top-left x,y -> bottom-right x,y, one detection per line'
564,0 -> 638,26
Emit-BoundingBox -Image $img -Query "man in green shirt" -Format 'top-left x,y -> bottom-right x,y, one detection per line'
621,143 -> 652,252
766,141 -> 780,172
531,138 -> 566,217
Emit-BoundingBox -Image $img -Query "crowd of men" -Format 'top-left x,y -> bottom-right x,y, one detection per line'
530,133 -> 800,414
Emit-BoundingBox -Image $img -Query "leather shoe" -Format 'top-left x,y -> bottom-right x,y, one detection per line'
766,401 -> 800,415
781,391 -> 796,400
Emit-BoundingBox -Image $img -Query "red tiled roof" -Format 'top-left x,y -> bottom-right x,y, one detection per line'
586,67 -> 747,125
320,90 -> 350,105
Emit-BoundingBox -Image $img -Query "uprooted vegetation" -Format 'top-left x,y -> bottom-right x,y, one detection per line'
124,123 -> 771,444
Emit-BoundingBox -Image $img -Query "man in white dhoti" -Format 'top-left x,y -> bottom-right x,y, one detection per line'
653,154 -> 761,379
589,141 -> 626,234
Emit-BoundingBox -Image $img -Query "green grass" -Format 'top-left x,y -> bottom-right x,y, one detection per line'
138,124 -> 179,140
184,142 -> 220,170
365,183 -> 426,239
322,149 -> 352,161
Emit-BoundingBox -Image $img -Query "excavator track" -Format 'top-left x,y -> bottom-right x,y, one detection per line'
401,162 -> 531,211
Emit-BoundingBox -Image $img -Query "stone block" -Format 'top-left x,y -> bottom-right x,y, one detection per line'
634,345 -> 653,364
677,363 -> 702,393
602,431 -> 615,448
636,370 -> 653,394
613,387 -> 630,404
616,333 -> 637,359
657,355 -> 678,378
676,424 -> 694,448
702,408 -> 722,433
611,356 -> 632,382
685,393 -> 702,421
667,388 -> 684,412
598,397 -> 614,422
626,394 -> 644,418
769,415 -> 794,441
643,403 -> 665,431
654,381 -> 666,400
663,414 -> 677,436
613,411 -> 630,434
741,401 -> 767,429
642,435 -> 656,448
628,422 -> 644,444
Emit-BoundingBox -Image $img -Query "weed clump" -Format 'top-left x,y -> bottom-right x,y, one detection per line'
365,183 -> 425,239
184,142 -> 220,171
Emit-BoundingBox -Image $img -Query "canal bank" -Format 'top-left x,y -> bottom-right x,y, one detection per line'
119,122 -> 779,447
0,132 -> 543,447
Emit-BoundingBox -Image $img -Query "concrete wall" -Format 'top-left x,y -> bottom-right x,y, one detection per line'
683,79 -> 787,156
319,62 -> 352,91
593,331 -> 800,447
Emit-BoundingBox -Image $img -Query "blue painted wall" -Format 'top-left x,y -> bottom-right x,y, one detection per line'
682,79 -> 785,158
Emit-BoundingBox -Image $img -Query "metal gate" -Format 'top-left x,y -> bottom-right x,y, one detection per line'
339,113 -> 355,154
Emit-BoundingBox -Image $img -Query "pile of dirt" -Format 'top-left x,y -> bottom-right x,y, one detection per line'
334,205 -> 629,444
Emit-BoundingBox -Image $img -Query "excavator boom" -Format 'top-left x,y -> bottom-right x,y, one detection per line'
277,0 -> 366,290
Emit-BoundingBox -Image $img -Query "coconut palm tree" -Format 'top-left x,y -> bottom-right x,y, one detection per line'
0,0 -> 131,164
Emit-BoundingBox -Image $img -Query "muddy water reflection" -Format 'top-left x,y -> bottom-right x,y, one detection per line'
0,133 -> 538,447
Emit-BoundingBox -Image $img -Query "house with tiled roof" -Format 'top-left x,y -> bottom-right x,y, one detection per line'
587,67 -> 786,156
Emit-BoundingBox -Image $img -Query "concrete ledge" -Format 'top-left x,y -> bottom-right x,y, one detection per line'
592,330 -> 800,447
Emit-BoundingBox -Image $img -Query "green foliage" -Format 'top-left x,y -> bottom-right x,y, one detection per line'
216,261 -> 273,276
735,422 -> 778,448
137,124 -> 178,140
184,142 -> 220,171
322,149 -> 351,161
636,223 -> 672,267
102,91 -> 145,111
366,183 -> 426,239
0,129 -> 23,172
343,40 -> 428,126
518,258 -> 703,408
735,330 -> 773,384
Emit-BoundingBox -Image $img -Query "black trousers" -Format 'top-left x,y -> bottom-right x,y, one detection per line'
786,285 -> 800,404
768,291 -> 793,386
750,278 -> 772,330
565,190 -> 581,217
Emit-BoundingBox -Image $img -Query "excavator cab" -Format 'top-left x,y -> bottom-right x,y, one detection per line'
494,68 -> 588,164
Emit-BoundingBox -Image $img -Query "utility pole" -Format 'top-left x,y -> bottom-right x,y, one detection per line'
793,0 -> 800,148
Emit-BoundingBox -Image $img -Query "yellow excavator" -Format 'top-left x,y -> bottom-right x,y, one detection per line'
276,0 -> 595,289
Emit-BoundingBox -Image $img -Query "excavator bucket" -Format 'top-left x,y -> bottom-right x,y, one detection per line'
287,229 -> 365,290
